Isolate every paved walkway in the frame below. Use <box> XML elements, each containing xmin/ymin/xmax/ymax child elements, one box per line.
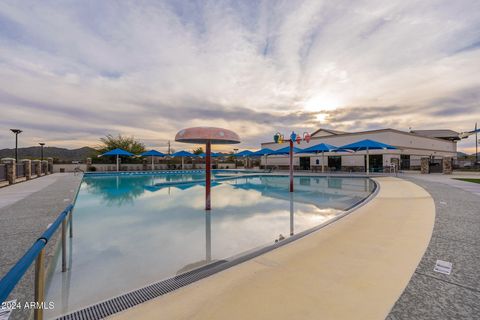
<box><xmin>110</xmin><ymin>177</ymin><xmax>435</xmax><ymax>320</ymax></box>
<box><xmin>0</xmin><ymin>173</ymin><xmax>82</xmax><ymax>320</ymax></box>
<box><xmin>388</xmin><ymin>174</ymin><xmax>480</xmax><ymax>319</ymax></box>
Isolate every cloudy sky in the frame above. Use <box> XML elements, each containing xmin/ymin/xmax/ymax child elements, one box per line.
<box><xmin>0</xmin><ymin>0</ymin><xmax>479</xmax><ymax>153</ymax></box>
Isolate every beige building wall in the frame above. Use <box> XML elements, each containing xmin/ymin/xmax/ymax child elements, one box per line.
<box><xmin>260</xmin><ymin>129</ymin><xmax>457</xmax><ymax>168</ymax></box>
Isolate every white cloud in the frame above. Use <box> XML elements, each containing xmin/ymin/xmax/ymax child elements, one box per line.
<box><xmin>0</xmin><ymin>0</ymin><xmax>479</xmax><ymax>152</ymax></box>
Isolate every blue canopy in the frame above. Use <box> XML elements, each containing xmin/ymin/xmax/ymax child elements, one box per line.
<box><xmin>271</xmin><ymin>146</ymin><xmax>303</xmax><ymax>155</ymax></box>
<box><xmin>234</xmin><ymin>150</ymin><xmax>254</xmax><ymax>157</ymax></box>
<box><xmin>171</xmin><ymin>150</ymin><xmax>195</xmax><ymax>157</ymax></box>
<box><xmin>101</xmin><ymin>148</ymin><xmax>134</xmax><ymax>157</ymax></box>
<box><xmin>298</xmin><ymin>143</ymin><xmax>337</xmax><ymax>153</ymax></box>
<box><xmin>251</xmin><ymin>148</ymin><xmax>275</xmax><ymax>156</ymax></box>
<box><xmin>199</xmin><ymin>152</ymin><xmax>226</xmax><ymax>158</ymax></box>
<box><xmin>338</xmin><ymin>139</ymin><xmax>397</xmax><ymax>151</ymax></box>
<box><xmin>140</xmin><ymin>150</ymin><xmax>165</xmax><ymax>157</ymax></box>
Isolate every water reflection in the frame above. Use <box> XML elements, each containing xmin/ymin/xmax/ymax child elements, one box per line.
<box><xmin>45</xmin><ymin>175</ymin><xmax>373</xmax><ymax>318</ymax></box>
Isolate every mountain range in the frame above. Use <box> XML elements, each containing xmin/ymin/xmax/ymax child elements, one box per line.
<box><xmin>0</xmin><ymin>146</ymin><xmax>97</xmax><ymax>161</ymax></box>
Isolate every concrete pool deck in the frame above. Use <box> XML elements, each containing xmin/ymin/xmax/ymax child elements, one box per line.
<box><xmin>0</xmin><ymin>173</ymin><xmax>82</xmax><ymax>320</ymax></box>
<box><xmin>110</xmin><ymin>177</ymin><xmax>435</xmax><ymax>320</ymax></box>
<box><xmin>387</xmin><ymin>174</ymin><xmax>480</xmax><ymax>319</ymax></box>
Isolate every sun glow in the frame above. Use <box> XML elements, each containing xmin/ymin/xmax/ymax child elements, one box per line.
<box><xmin>303</xmin><ymin>94</ymin><xmax>343</xmax><ymax>112</ymax></box>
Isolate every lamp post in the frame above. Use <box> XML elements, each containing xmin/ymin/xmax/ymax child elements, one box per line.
<box><xmin>233</xmin><ymin>148</ymin><xmax>238</xmax><ymax>169</ymax></box>
<box><xmin>39</xmin><ymin>143</ymin><xmax>45</xmax><ymax>161</ymax></box>
<box><xmin>475</xmin><ymin>122</ymin><xmax>478</xmax><ymax>165</ymax></box>
<box><xmin>10</xmin><ymin>129</ymin><xmax>22</xmax><ymax>162</ymax></box>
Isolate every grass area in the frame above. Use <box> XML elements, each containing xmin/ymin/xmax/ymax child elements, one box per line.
<box><xmin>454</xmin><ymin>178</ymin><xmax>480</xmax><ymax>184</ymax></box>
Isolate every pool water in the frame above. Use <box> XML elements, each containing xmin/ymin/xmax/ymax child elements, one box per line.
<box><xmin>45</xmin><ymin>173</ymin><xmax>374</xmax><ymax>318</ymax></box>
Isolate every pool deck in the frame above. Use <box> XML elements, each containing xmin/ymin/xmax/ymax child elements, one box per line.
<box><xmin>110</xmin><ymin>176</ymin><xmax>436</xmax><ymax>320</ymax></box>
<box><xmin>0</xmin><ymin>173</ymin><xmax>82</xmax><ymax>319</ymax></box>
<box><xmin>387</xmin><ymin>174</ymin><xmax>480</xmax><ymax>319</ymax></box>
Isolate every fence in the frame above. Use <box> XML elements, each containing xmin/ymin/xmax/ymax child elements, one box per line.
<box><xmin>0</xmin><ymin>164</ymin><xmax>6</xmax><ymax>181</ymax></box>
<box><xmin>16</xmin><ymin>163</ymin><xmax>25</xmax><ymax>177</ymax></box>
<box><xmin>0</xmin><ymin>204</ymin><xmax>73</xmax><ymax>320</ymax></box>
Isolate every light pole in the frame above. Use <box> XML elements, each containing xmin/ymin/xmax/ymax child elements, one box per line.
<box><xmin>475</xmin><ymin>122</ymin><xmax>478</xmax><ymax>165</ymax></box>
<box><xmin>233</xmin><ymin>148</ymin><xmax>238</xmax><ymax>168</ymax></box>
<box><xmin>39</xmin><ymin>143</ymin><xmax>45</xmax><ymax>161</ymax></box>
<box><xmin>10</xmin><ymin>129</ymin><xmax>22</xmax><ymax>162</ymax></box>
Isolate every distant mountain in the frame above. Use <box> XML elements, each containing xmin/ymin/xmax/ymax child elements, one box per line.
<box><xmin>457</xmin><ymin>152</ymin><xmax>468</xmax><ymax>158</ymax></box>
<box><xmin>0</xmin><ymin>146</ymin><xmax>97</xmax><ymax>161</ymax></box>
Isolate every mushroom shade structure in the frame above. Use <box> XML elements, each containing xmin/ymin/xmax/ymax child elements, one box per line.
<box><xmin>338</xmin><ymin>139</ymin><xmax>397</xmax><ymax>174</ymax></box>
<box><xmin>140</xmin><ymin>150</ymin><xmax>166</xmax><ymax>171</ymax></box>
<box><xmin>101</xmin><ymin>148</ymin><xmax>134</xmax><ymax>172</ymax></box>
<box><xmin>175</xmin><ymin>127</ymin><xmax>240</xmax><ymax>210</ymax></box>
<box><xmin>171</xmin><ymin>150</ymin><xmax>195</xmax><ymax>170</ymax></box>
<box><xmin>298</xmin><ymin>143</ymin><xmax>337</xmax><ymax>173</ymax></box>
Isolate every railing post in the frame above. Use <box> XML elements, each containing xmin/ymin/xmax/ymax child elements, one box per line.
<box><xmin>62</xmin><ymin>219</ymin><xmax>67</xmax><ymax>272</ymax></box>
<box><xmin>34</xmin><ymin>247</ymin><xmax>45</xmax><ymax>320</ymax></box>
<box><xmin>69</xmin><ymin>211</ymin><xmax>73</xmax><ymax>238</ymax></box>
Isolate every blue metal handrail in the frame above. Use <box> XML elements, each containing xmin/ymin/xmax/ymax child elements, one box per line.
<box><xmin>0</xmin><ymin>204</ymin><xmax>73</xmax><ymax>304</ymax></box>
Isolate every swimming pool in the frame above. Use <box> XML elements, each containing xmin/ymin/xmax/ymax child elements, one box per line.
<box><xmin>45</xmin><ymin>173</ymin><xmax>375</xmax><ymax>318</ymax></box>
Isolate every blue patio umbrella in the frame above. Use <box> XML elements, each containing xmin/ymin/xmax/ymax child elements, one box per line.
<box><xmin>298</xmin><ymin>143</ymin><xmax>337</xmax><ymax>173</ymax></box>
<box><xmin>171</xmin><ymin>150</ymin><xmax>195</xmax><ymax>157</ymax></box>
<box><xmin>172</xmin><ymin>150</ymin><xmax>196</xmax><ymax>169</ymax></box>
<box><xmin>234</xmin><ymin>150</ymin><xmax>254</xmax><ymax>157</ymax></box>
<box><xmin>271</xmin><ymin>146</ymin><xmax>303</xmax><ymax>155</ymax></box>
<box><xmin>197</xmin><ymin>152</ymin><xmax>223</xmax><ymax>158</ymax></box>
<box><xmin>252</xmin><ymin>148</ymin><xmax>275</xmax><ymax>171</ymax></box>
<box><xmin>101</xmin><ymin>148</ymin><xmax>134</xmax><ymax>172</ymax></box>
<box><xmin>251</xmin><ymin>148</ymin><xmax>275</xmax><ymax>156</ymax></box>
<box><xmin>233</xmin><ymin>150</ymin><xmax>254</xmax><ymax>168</ymax></box>
<box><xmin>140</xmin><ymin>150</ymin><xmax>166</xmax><ymax>171</ymax></box>
<box><xmin>338</xmin><ymin>139</ymin><xmax>396</xmax><ymax>174</ymax></box>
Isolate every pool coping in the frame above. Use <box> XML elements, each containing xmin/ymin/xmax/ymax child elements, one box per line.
<box><xmin>53</xmin><ymin>174</ymin><xmax>378</xmax><ymax>320</ymax></box>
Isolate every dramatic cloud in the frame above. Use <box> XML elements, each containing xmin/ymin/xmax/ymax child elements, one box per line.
<box><xmin>0</xmin><ymin>0</ymin><xmax>479</xmax><ymax>152</ymax></box>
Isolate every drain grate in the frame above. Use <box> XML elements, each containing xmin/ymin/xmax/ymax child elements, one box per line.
<box><xmin>56</xmin><ymin>260</ymin><xmax>227</xmax><ymax>320</ymax></box>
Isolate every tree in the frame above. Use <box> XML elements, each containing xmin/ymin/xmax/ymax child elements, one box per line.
<box><xmin>193</xmin><ymin>147</ymin><xmax>204</xmax><ymax>155</ymax></box>
<box><xmin>96</xmin><ymin>134</ymin><xmax>146</xmax><ymax>154</ymax></box>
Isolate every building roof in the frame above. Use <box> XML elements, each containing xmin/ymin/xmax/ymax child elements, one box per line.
<box><xmin>310</xmin><ymin>128</ymin><xmax>348</xmax><ymax>137</ymax></box>
<box><xmin>262</xmin><ymin>127</ymin><xmax>459</xmax><ymax>145</ymax></box>
<box><xmin>410</xmin><ymin>129</ymin><xmax>461</xmax><ymax>141</ymax></box>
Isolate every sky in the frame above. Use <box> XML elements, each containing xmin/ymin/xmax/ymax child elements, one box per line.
<box><xmin>0</xmin><ymin>0</ymin><xmax>479</xmax><ymax>153</ymax></box>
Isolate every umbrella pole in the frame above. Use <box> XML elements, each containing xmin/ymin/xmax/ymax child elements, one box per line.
<box><xmin>322</xmin><ymin>151</ymin><xmax>325</xmax><ymax>173</ymax></box>
<box><xmin>182</xmin><ymin>157</ymin><xmax>184</xmax><ymax>170</ymax></box>
<box><xmin>366</xmin><ymin>148</ymin><xmax>370</xmax><ymax>175</ymax></box>
<box><xmin>289</xmin><ymin>140</ymin><xmax>294</xmax><ymax>192</ymax></box>
<box><xmin>290</xmin><ymin>192</ymin><xmax>294</xmax><ymax>236</ymax></box>
<box><xmin>151</xmin><ymin>156</ymin><xmax>154</xmax><ymax>171</ymax></box>
<box><xmin>116</xmin><ymin>155</ymin><xmax>119</xmax><ymax>172</ymax></box>
<box><xmin>206</xmin><ymin>141</ymin><xmax>211</xmax><ymax>210</ymax></box>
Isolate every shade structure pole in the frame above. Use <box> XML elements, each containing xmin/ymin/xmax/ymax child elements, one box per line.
<box><xmin>366</xmin><ymin>148</ymin><xmax>370</xmax><ymax>175</ymax></box>
<box><xmin>322</xmin><ymin>151</ymin><xmax>325</xmax><ymax>173</ymax></box>
<box><xmin>289</xmin><ymin>139</ymin><xmax>294</xmax><ymax>192</ymax></box>
<box><xmin>181</xmin><ymin>157</ymin><xmax>184</xmax><ymax>170</ymax></box>
<box><xmin>205</xmin><ymin>211</ymin><xmax>211</xmax><ymax>262</ymax></box>
<box><xmin>116</xmin><ymin>155</ymin><xmax>119</xmax><ymax>172</ymax></box>
<box><xmin>151</xmin><ymin>156</ymin><xmax>154</xmax><ymax>171</ymax></box>
<box><xmin>205</xmin><ymin>141</ymin><xmax>211</xmax><ymax>210</ymax></box>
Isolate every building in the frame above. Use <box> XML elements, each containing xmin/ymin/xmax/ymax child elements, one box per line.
<box><xmin>260</xmin><ymin>128</ymin><xmax>459</xmax><ymax>172</ymax></box>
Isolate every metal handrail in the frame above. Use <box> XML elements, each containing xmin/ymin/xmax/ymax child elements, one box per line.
<box><xmin>0</xmin><ymin>204</ymin><xmax>74</xmax><ymax>319</ymax></box>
